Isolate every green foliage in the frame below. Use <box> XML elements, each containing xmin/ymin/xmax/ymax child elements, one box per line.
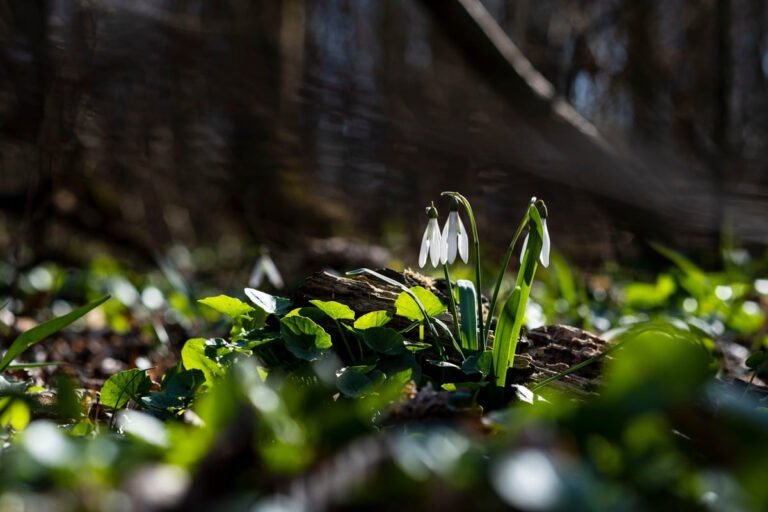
<box><xmin>244</xmin><ymin>288</ymin><xmax>293</xmax><ymax>316</ymax></box>
<box><xmin>395</xmin><ymin>286</ymin><xmax>446</xmax><ymax>321</ymax></box>
<box><xmin>362</xmin><ymin>327</ymin><xmax>405</xmax><ymax>355</ymax></box>
<box><xmin>493</xmin><ymin>204</ymin><xmax>544</xmax><ymax>387</ymax></box>
<box><xmin>279</xmin><ymin>315</ymin><xmax>333</xmax><ymax>361</ymax></box>
<box><xmin>309</xmin><ymin>299</ymin><xmax>355</xmax><ymax>321</ymax></box>
<box><xmin>198</xmin><ymin>295</ymin><xmax>254</xmax><ymax>318</ymax></box>
<box><xmin>0</xmin><ymin>295</ymin><xmax>110</xmax><ymax>373</ymax></box>
<box><xmin>100</xmin><ymin>369</ymin><xmax>152</xmax><ymax>409</ymax></box>
<box><xmin>181</xmin><ymin>338</ymin><xmax>225</xmax><ymax>385</ymax></box>
<box><xmin>456</xmin><ymin>279</ymin><xmax>478</xmax><ymax>350</ymax></box>
<box><xmin>353</xmin><ymin>310</ymin><xmax>392</xmax><ymax>329</ymax></box>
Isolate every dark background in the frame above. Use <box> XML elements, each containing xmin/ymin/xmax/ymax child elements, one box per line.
<box><xmin>2</xmin><ymin>0</ymin><xmax>767</xmax><ymax>283</ymax></box>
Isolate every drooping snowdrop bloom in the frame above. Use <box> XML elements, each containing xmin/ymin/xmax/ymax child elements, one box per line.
<box><xmin>520</xmin><ymin>217</ymin><xmax>551</xmax><ymax>268</ymax></box>
<box><xmin>441</xmin><ymin>198</ymin><xmax>469</xmax><ymax>265</ymax></box>
<box><xmin>418</xmin><ymin>204</ymin><xmax>442</xmax><ymax>268</ymax></box>
<box><xmin>249</xmin><ymin>248</ymin><xmax>284</xmax><ymax>289</ymax></box>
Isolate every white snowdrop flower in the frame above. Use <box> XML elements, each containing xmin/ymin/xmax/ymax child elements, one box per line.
<box><xmin>441</xmin><ymin>199</ymin><xmax>469</xmax><ymax>265</ymax></box>
<box><xmin>419</xmin><ymin>204</ymin><xmax>442</xmax><ymax>268</ymax></box>
<box><xmin>520</xmin><ymin>209</ymin><xmax>551</xmax><ymax>268</ymax></box>
<box><xmin>249</xmin><ymin>248</ymin><xmax>284</xmax><ymax>289</ymax></box>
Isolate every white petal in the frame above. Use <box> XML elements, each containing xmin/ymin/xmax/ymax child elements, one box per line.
<box><xmin>418</xmin><ymin>224</ymin><xmax>431</xmax><ymax>268</ymax></box>
<box><xmin>540</xmin><ymin>220</ymin><xmax>551</xmax><ymax>268</ymax></box>
<box><xmin>447</xmin><ymin>212</ymin><xmax>458</xmax><ymax>264</ymax></box>
<box><xmin>249</xmin><ymin>262</ymin><xmax>264</xmax><ymax>288</ymax></box>
<box><xmin>429</xmin><ymin>219</ymin><xmax>442</xmax><ymax>267</ymax></box>
<box><xmin>262</xmin><ymin>255</ymin><xmax>285</xmax><ymax>289</ymax></box>
<box><xmin>520</xmin><ymin>233</ymin><xmax>529</xmax><ymax>265</ymax></box>
<box><xmin>440</xmin><ymin>219</ymin><xmax>450</xmax><ymax>264</ymax></box>
<box><xmin>457</xmin><ymin>217</ymin><xmax>469</xmax><ymax>263</ymax></box>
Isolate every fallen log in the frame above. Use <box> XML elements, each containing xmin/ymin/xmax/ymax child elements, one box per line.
<box><xmin>294</xmin><ymin>269</ymin><xmax>608</xmax><ymax>396</ymax></box>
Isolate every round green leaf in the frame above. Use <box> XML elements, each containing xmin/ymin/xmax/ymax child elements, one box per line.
<box><xmin>362</xmin><ymin>327</ymin><xmax>405</xmax><ymax>355</ymax></box>
<box><xmin>100</xmin><ymin>369</ymin><xmax>152</xmax><ymax>409</ymax></box>
<box><xmin>336</xmin><ymin>367</ymin><xmax>385</xmax><ymax>398</ymax></box>
<box><xmin>280</xmin><ymin>316</ymin><xmax>333</xmax><ymax>361</ymax></box>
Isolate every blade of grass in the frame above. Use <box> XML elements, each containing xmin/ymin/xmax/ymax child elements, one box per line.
<box><xmin>0</xmin><ymin>295</ymin><xmax>110</xmax><ymax>373</ymax></box>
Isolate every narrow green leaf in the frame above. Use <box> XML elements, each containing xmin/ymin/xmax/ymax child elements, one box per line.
<box><xmin>100</xmin><ymin>369</ymin><xmax>152</xmax><ymax>409</ymax></box>
<box><xmin>198</xmin><ymin>295</ymin><xmax>254</xmax><ymax>318</ymax></box>
<box><xmin>354</xmin><ymin>311</ymin><xmax>392</xmax><ymax>330</ymax></box>
<box><xmin>0</xmin><ymin>295</ymin><xmax>110</xmax><ymax>372</ymax></box>
<box><xmin>309</xmin><ymin>299</ymin><xmax>355</xmax><ymax>321</ymax></box>
<box><xmin>394</xmin><ymin>287</ymin><xmax>446</xmax><ymax>321</ymax></box>
<box><xmin>457</xmin><ymin>279</ymin><xmax>478</xmax><ymax>351</ymax></box>
<box><xmin>493</xmin><ymin>205</ymin><xmax>544</xmax><ymax>387</ymax></box>
<box><xmin>279</xmin><ymin>316</ymin><xmax>332</xmax><ymax>361</ymax></box>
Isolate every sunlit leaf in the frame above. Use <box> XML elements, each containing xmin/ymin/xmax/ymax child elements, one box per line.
<box><xmin>181</xmin><ymin>338</ymin><xmax>225</xmax><ymax>385</ymax></box>
<box><xmin>280</xmin><ymin>316</ymin><xmax>332</xmax><ymax>361</ymax></box>
<box><xmin>198</xmin><ymin>295</ymin><xmax>254</xmax><ymax>318</ymax></box>
<box><xmin>624</xmin><ymin>274</ymin><xmax>676</xmax><ymax>309</ymax></box>
<box><xmin>244</xmin><ymin>288</ymin><xmax>293</xmax><ymax>316</ymax></box>
<box><xmin>395</xmin><ymin>286</ymin><xmax>446</xmax><ymax>321</ymax></box>
<box><xmin>100</xmin><ymin>369</ymin><xmax>152</xmax><ymax>409</ymax></box>
<box><xmin>309</xmin><ymin>299</ymin><xmax>355</xmax><ymax>321</ymax></box>
<box><xmin>0</xmin><ymin>397</ymin><xmax>30</xmax><ymax>431</ymax></box>
<box><xmin>354</xmin><ymin>311</ymin><xmax>392</xmax><ymax>330</ymax></box>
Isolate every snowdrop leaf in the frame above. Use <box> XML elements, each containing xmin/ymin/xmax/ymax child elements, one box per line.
<box><xmin>457</xmin><ymin>279</ymin><xmax>478</xmax><ymax>351</ymax></box>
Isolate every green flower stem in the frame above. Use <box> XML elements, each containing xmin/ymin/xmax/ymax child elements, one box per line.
<box><xmin>484</xmin><ymin>213</ymin><xmax>530</xmax><ymax>346</ymax></box>
<box><xmin>442</xmin><ymin>264</ymin><xmax>462</xmax><ymax>349</ymax></box>
<box><xmin>334</xmin><ymin>319</ymin><xmax>361</xmax><ymax>362</ymax></box>
<box><xmin>441</xmin><ymin>192</ymin><xmax>484</xmax><ymax>349</ymax></box>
